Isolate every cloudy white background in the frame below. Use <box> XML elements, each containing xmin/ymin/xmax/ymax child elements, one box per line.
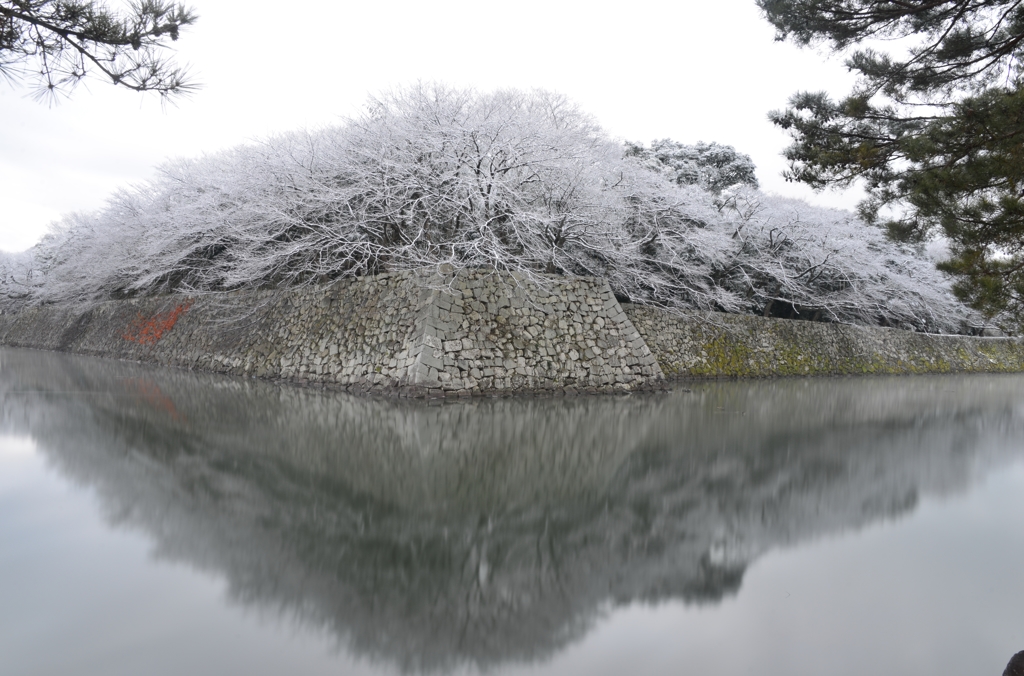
<box><xmin>0</xmin><ymin>0</ymin><xmax>861</xmax><ymax>253</ymax></box>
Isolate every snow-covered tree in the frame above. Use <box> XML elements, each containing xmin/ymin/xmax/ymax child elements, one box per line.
<box><xmin>11</xmin><ymin>85</ymin><xmax>738</xmax><ymax>310</ymax></box>
<box><xmin>0</xmin><ymin>249</ymin><xmax>35</xmax><ymax>311</ymax></box>
<box><xmin>1</xmin><ymin>85</ymin><xmax>982</xmax><ymax>334</ymax></box>
<box><xmin>711</xmin><ymin>189</ymin><xmax>974</xmax><ymax>331</ymax></box>
<box><xmin>626</xmin><ymin>140</ymin><xmax>759</xmax><ymax>194</ymax></box>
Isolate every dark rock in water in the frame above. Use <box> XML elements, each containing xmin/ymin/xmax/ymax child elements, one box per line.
<box><xmin>1004</xmin><ymin>651</ymin><xmax>1024</xmax><ymax>676</ymax></box>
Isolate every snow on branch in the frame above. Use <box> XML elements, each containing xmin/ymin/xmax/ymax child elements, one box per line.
<box><xmin>3</xmin><ymin>84</ymin><xmax>982</xmax><ymax>334</ymax></box>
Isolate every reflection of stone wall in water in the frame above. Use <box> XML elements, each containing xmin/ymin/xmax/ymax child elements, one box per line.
<box><xmin>0</xmin><ymin>349</ymin><xmax>653</xmax><ymax>513</ymax></box>
<box><xmin>2</xmin><ymin>348</ymin><xmax>1023</xmax><ymax>672</ymax></box>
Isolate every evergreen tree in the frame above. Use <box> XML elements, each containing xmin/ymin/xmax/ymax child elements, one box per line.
<box><xmin>0</xmin><ymin>0</ymin><xmax>197</xmax><ymax>100</ymax></box>
<box><xmin>625</xmin><ymin>139</ymin><xmax>759</xmax><ymax>194</ymax></box>
<box><xmin>760</xmin><ymin>0</ymin><xmax>1024</xmax><ymax>329</ymax></box>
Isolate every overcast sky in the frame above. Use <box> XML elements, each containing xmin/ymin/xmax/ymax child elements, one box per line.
<box><xmin>0</xmin><ymin>0</ymin><xmax>862</xmax><ymax>253</ymax></box>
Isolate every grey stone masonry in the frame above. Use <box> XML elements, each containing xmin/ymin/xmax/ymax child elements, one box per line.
<box><xmin>0</xmin><ymin>270</ymin><xmax>664</xmax><ymax>397</ymax></box>
<box><xmin>624</xmin><ymin>305</ymin><xmax>1024</xmax><ymax>378</ymax></box>
<box><xmin>405</xmin><ymin>270</ymin><xmax>663</xmax><ymax>395</ymax></box>
<box><xmin>3</xmin><ymin>270</ymin><xmax>1023</xmax><ymax>395</ymax></box>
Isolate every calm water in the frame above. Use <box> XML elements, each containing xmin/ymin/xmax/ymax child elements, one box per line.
<box><xmin>1</xmin><ymin>347</ymin><xmax>1023</xmax><ymax>676</ymax></box>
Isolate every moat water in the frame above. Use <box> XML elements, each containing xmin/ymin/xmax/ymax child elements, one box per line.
<box><xmin>1</xmin><ymin>347</ymin><xmax>1023</xmax><ymax>676</ymax></box>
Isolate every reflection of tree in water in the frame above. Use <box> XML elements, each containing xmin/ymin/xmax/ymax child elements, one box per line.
<box><xmin>1</xmin><ymin>349</ymin><xmax>1023</xmax><ymax>673</ymax></box>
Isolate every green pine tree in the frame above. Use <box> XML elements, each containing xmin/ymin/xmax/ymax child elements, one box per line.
<box><xmin>1</xmin><ymin>0</ymin><xmax>197</xmax><ymax>100</ymax></box>
<box><xmin>760</xmin><ymin>0</ymin><xmax>1024</xmax><ymax>330</ymax></box>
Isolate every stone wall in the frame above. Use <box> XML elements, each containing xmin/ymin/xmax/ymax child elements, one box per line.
<box><xmin>625</xmin><ymin>305</ymin><xmax>1024</xmax><ymax>378</ymax></box>
<box><xmin>2</xmin><ymin>270</ymin><xmax>1023</xmax><ymax>395</ymax></box>
<box><xmin>0</xmin><ymin>270</ymin><xmax>663</xmax><ymax>397</ymax></box>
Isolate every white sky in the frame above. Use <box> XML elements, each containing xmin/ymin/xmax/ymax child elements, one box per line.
<box><xmin>0</xmin><ymin>0</ymin><xmax>862</xmax><ymax>253</ymax></box>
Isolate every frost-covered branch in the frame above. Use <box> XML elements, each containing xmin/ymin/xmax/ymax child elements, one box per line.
<box><xmin>2</xmin><ymin>85</ymin><xmax>985</xmax><ymax>334</ymax></box>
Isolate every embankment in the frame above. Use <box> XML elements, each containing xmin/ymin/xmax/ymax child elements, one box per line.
<box><xmin>1</xmin><ymin>270</ymin><xmax>1021</xmax><ymax>395</ymax></box>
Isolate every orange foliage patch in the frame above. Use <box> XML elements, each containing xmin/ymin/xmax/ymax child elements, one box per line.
<box><xmin>122</xmin><ymin>300</ymin><xmax>194</xmax><ymax>346</ymax></box>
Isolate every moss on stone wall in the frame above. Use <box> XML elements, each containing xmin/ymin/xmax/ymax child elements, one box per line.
<box><xmin>624</xmin><ymin>305</ymin><xmax>1024</xmax><ymax>379</ymax></box>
